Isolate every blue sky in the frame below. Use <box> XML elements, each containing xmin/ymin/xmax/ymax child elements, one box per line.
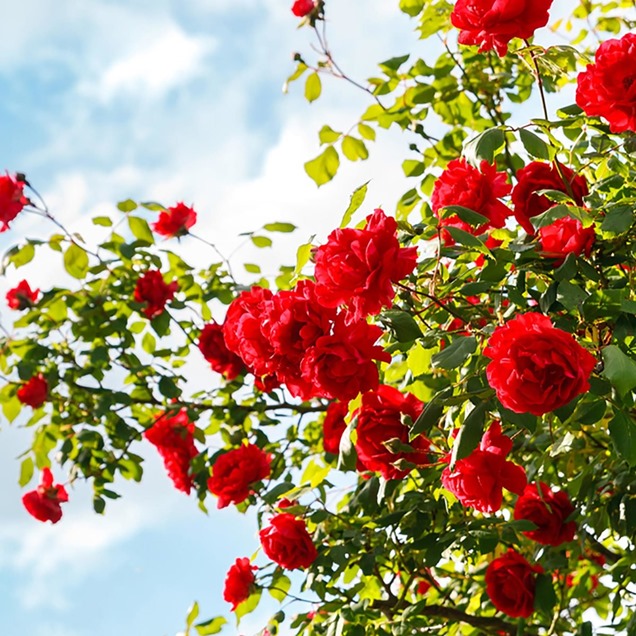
<box><xmin>0</xmin><ymin>2</ymin><xmax>418</xmax><ymax>635</ymax></box>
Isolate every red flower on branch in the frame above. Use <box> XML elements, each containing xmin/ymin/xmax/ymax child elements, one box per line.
<box><xmin>291</xmin><ymin>0</ymin><xmax>315</xmax><ymax>17</ymax></box>
<box><xmin>198</xmin><ymin>322</ymin><xmax>246</xmax><ymax>380</ymax></box>
<box><xmin>576</xmin><ymin>33</ymin><xmax>636</xmax><ymax>133</ymax></box>
<box><xmin>144</xmin><ymin>409</ymin><xmax>198</xmax><ymax>494</ymax></box>
<box><xmin>485</xmin><ymin>549</ymin><xmax>542</xmax><ymax>618</ymax></box>
<box><xmin>134</xmin><ymin>270</ymin><xmax>178</xmax><ymax>319</ymax></box>
<box><xmin>259</xmin><ymin>513</ymin><xmax>318</xmax><ymax>570</ymax></box>
<box><xmin>223</xmin><ymin>557</ymin><xmax>257</xmax><ymax>610</ymax></box>
<box><xmin>6</xmin><ymin>279</ymin><xmax>39</xmax><ymax>310</ymax></box>
<box><xmin>514</xmin><ymin>482</ymin><xmax>576</xmax><ymax>546</ymax></box>
<box><xmin>152</xmin><ymin>202</ymin><xmax>197</xmax><ymax>238</ymax></box>
<box><xmin>314</xmin><ymin>208</ymin><xmax>417</xmax><ymax>322</ymax></box>
<box><xmin>208</xmin><ymin>443</ymin><xmax>271</xmax><ymax>509</ymax></box>
<box><xmin>441</xmin><ymin>421</ymin><xmax>527</xmax><ymax>512</ymax></box>
<box><xmin>538</xmin><ymin>216</ymin><xmax>595</xmax><ymax>265</ymax></box>
<box><xmin>484</xmin><ymin>312</ymin><xmax>596</xmax><ymax>415</ymax></box>
<box><xmin>22</xmin><ymin>468</ymin><xmax>68</xmax><ymax>524</ymax></box>
<box><xmin>17</xmin><ymin>374</ymin><xmax>49</xmax><ymax>408</ymax></box>
<box><xmin>451</xmin><ymin>0</ymin><xmax>553</xmax><ymax>57</ymax></box>
<box><xmin>0</xmin><ymin>172</ymin><xmax>29</xmax><ymax>232</ymax></box>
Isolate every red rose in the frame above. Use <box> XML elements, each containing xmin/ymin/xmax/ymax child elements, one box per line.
<box><xmin>291</xmin><ymin>0</ymin><xmax>315</xmax><ymax>17</ymax></box>
<box><xmin>144</xmin><ymin>409</ymin><xmax>198</xmax><ymax>494</ymax></box>
<box><xmin>259</xmin><ymin>513</ymin><xmax>318</xmax><ymax>570</ymax></box>
<box><xmin>133</xmin><ymin>270</ymin><xmax>178</xmax><ymax>319</ymax></box>
<box><xmin>514</xmin><ymin>482</ymin><xmax>576</xmax><ymax>546</ymax></box>
<box><xmin>223</xmin><ymin>286</ymin><xmax>277</xmax><ymax>381</ymax></box>
<box><xmin>511</xmin><ymin>161</ymin><xmax>588</xmax><ymax>235</ymax></box>
<box><xmin>0</xmin><ymin>172</ymin><xmax>29</xmax><ymax>232</ymax></box>
<box><xmin>300</xmin><ymin>319</ymin><xmax>391</xmax><ymax>401</ymax></box>
<box><xmin>484</xmin><ymin>313</ymin><xmax>597</xmax><ymax>415</ymax></box>
<box><xmin>538</xmin><ymin>216</ymin><xmax>595</xmax><ymax>266</ymax></box>
<box><xmin>485</xmin><ymin>549</ymin><xmax>542</xmax><ymax>618</ymax></box>
<box><xmin>576</xmin><ymin>33</ymin><xmax>636</xmax><ymax>133</ymax></box>
<box><xmin>355</xmin><ymin>385</ymin><xmax>430</xmax><ymax>480</ymax></box>
<box><xmin>17</xmin><ymin>374</ymin><xmax>48</xmax><ymax>408</ymax></box>
<box><xmin>223</xmin><ymin>557</ymin><xmax>257</xmax><ymax>610</ymax></box>
<box><xmin>314</xmin><ymin>209</ymin><xmax>418</xmax><ymax>322</ymax></box>
<box><xmin>152</xmin><ymin>202</ymin><xmax>197</xmax><ymax>238</ymax></box>
<box><xmin>431</xmin><ymin>159</ymin><xmax>511</xmax><ymax>244</ymax></box>
<box><xmin>208</xmin><ymin>443</ymin><xmax>271</xmax><ymax>509</ymax></box>
<box><xmin>6</xmin><ymin>279</ymin><xmax>39</xmax><ymax>310</ymax></box>
<box><xmin>198</xmin><ymin>322</ymin><xmax>246</xmax><ymax>380</ymax></box>
<box><xmin>322</xmin><ymin>401</ymin><xmax>349</xmax><ymax>455</ymax></box>
<box><xmin>451</xmin><ymin>0</ymin><xmax>553</xmax><ymax>57</ymax></box>
<box><xmin>441</xmin><ymin>421</ymin><xmax>527</xmax><ymax>512</ymax></box>
<box><xmin>22</xmin><ymin>468</ymin><xmax>68</xmax><ymax>524</ymax></box>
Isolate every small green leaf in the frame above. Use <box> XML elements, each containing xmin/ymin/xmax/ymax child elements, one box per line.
<box><xmin>608</xmin><ymin>411</ymin><xmax>636</xmax><ymax>466</ymax></box>
<box><xmin>269</xmin><ymin>573</ymin><xmax>291</xmax><ymax>602</ymax></box>
<box><xmin>534</xmin><ymin>573</ymin><xmax>557</xmax><ymax>615</ymax></box>
<box><xmin>117</xmin><ymin>199</ymin><xmax>138</xmax><ymax>212</ymax></box>
<box><xmin>158</xmin><ymin>376</ymin><xmax>181</xmax><ymax>399</ymax></box>
<box><xmin>319</xmin><ymin>125</ymin><xmax>342</xmax><ymax>144</ymax></box>
<box><xmin>602</xmin><ymin>345</ymin><xmax>636</xmax><ymax>397</ymax></box>
<box><xmin>341</xmin><ymin>136</ymin><xmax>369</xmax><ymax>161</ymax></box>
<box><xmin>305</xmin><ymin>72</ymin><xmax>322</xmax><ymax>103</ymax></box>
<box><xmin>441</xmin><ymin>205</ymin><xmax>489</xmax><ymax>227</ymax></box>
<box><xmin>141</xmin><ymin>332</ymin><xmax>156</xmax><ymax>354</ymax></box>
<box><xmin>251</xmin><ymin>235</ymin><xmax>273</xmax><ymax>248</ymax></box>
<box><xmin>519</xmin><ymin>128</ymin><xmax>551</xmax><ymax>160</ymax></box>
<box><xmin>357</xmin><ymin>123</ymin><xmax>376</xmax><ymax>141</ymax></box>
<box><xmin>450</xmin><ymin>402</ymin><xmax>488</xmax><ymax>466</ymax></box>
<box><xmin>263</xmin><ymin>222</ymin><xmax>296</xmax><ymax>233</ymax></box>
<box><xmin>380</xmin><ymin>310</ymin><xmax>422</xmax><ymax>342</ymax></box>
<box><xmin>338</xmin><ymin>417</ymin><xmax>358</xmax><ymax>471</ymax></box>
<box><xmin>10</xmin><ymin>243</ymin><xmax>35</xmax><ymax>268</ymax></box>
<box><xmin>244</xmin><ymin>263</ymin><xmax>261</xmax><ymax>274</ymax></box>
<box><xmin>464</xmin><ymin>128</ymin><xmax>505</xmax><ymax>165</ymax></box>
<box><xmin>128</xmin><ymin>216</ymin><xmax>155</xmax><ymax>243</ymax></box>
<box><xmin>293</xmin><ymin>237</ymin><xmax>315</xmax><ymax>279</ymax></box>
<box><xmin>186</xmin><ymin>601</ymin><xmax>200</xmax><ymax>628</ymax></box>
<box><xmin>92</xmin><ymin>216</ymin><xmax>113</xmax><ymax>227</ymax></box>
<box><xmin>445</xmin><ymin>227</ymin><xmax>491</xmax><ymax>253</ymax></box>
<box><xmin>19</xmin><ymin>456</ymin><xmax>34</xmax><ymax>487</ymax></box>
<box><xmin>63</xmin><ymin>244</ymin><xmax>89</xmax><ymax>279</ymax></box>
<box><xmin>235</xmin><ymin>589</ymin><xmax>261</xmax><ymax>622</ymax></box>
<box><xmin>305</xmin><ymin>146</ymin><xmax>340</xmax><ymax>187</ymax></box>
<box><xmin>195</xmin><ymin>617</ymin><xmax>227</xmax><ymax>635</ymax></box>
<box><xmin>431</xmin><ymin>336</ymin><xmax>477</xmax><ymax>370</ymax></box>
<box><xmin>340</xmin><ymin>182</ymin><xmax>369</xmax><ymax>227</ymax></box>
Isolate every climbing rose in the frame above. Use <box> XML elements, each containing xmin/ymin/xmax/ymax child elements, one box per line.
<box><xmin>355</xmin><ymin>385</ymin><xmax>430</xmax><ymax>480</ymax></box>
<box><xmin>539</xmin><ymin>216</ymin><xmax>595</xmax><ymax>265</ymax></box>
<box><xmin>512</xmin><ymin>161</ymin><xmax>588</xmax><ymax>235</ymax></box>
<box><xmin>514</xmin><ymin>482</ymin><xmax>577</xmax><ymax>546</ymax></box>
<box><xmin>259</xmin><ymin>513</ymin><xmax>318</xmax><ymax>570</ymax></box>
<box><xmin>223</xmin><ymin>557</ymin><xmax>257</xmax><ymax>610</ymax></box>
<box><xmin>431</xmin><ymin>159</ymin><xmax>511</xmax><ymax>243</ymax></box>
<box><xmin>484</xmin><ymin>313</ymin><xmax>597</xmax><ymax>415</ymax></box>
<box><xmin>450</xmin><ymin>0</ymin><xmax>553</xmax><ymax>57</ymax></box>
<box><xmin>322</xmin><ymin>401</ymin><xmax>349</xmax><ymax>455</ymax></box>
<box><xmin>486</xmin><ymin>549</ymin><xmax>542</xmax><ymax>619</ymax></box>
<box><xmin>17</xmin><ymin>374</ymin><xmax>48</xmax><ymax>408</ymax></box>
<box><xmin>0</xmin><ymin>172</ymin><xmax>29</xmax><ymax>232</ymax></box>
<box><xmin>441</xmin><ymin>421</ymin><xmax>527</xmax><ymax>512</ymax></box>
<box><xmin>300</xmin><ymin>319</ymin><xmax>391</xmax><ymax>401</ymax></box>
<box><xmin>144</xmin><ymin>409</ymin><xmax>198</xmax><ymax>494</ymax></box>
<box><xmin>208</xmin><ymin>443</ymin><xmax>271</xmax><ymax>509</ymax></box>
<box><xmin>576</xmin><ymin>33</ymin><xmax>636</xmax><ymax>133</ymax></box>
<box><xmin>22</xmin><ymin>468</ymin><xmax>68</xmax><ymax>524</ymax></box>
<box><xmin>314</xmin><ymin>208</ymin><xmax>417</xmax><ymax>322</ymax></box>
<box><xmin>198</xmin><ymin>322</ymin><xmax>246</xmax><ymax>380</ymax></box>
<box><xmin>291</xmin><ymin>0</ymin><xmax>315</xmax><ymax>16</ymax></box>
<box><xmin>152</xmin><ymin>202</ymin><xmax>197</xmax><ymax>237</ymax></box>
<box><xmin>6</xmin><ymin>279</ymin><xmax>39</xmax><ymax>310</ymax></box>
<box><xmin>133</xmin><ymin>270</ymin><xmax>178</xmax><ymax>319</ymax></box>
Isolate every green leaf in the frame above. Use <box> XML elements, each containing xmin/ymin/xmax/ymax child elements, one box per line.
<box><xmin>263</xmin><ymin>222</ymin><xmax>296</xmax><ymax>233</ymax></box>
<box><xmin>244</xmin><ymin>263</ymin><xmax>261</xmax><ymax>274</ymax></box>
<box><xmin>450</xmin><ymin>402</ymin><xmax>488</xmax><ymax>466</ymax></box>
<box><xmin>608</xmin><ymin>411</ymin><xmax>636</xmax><ymax>466</ymax></box>
<box><xmin>292</xmin><ymin>236</ymin><xmax>315</xmax><ymax>280</ymax></box>
<box><xmin>235</xmin><ymin>589</ymin><xmax>261</xmax><ymax>622</ymax></box>
<box><xmin>141</xmin><ymin>332</ymin><xmax>156</xmax><ymax>354</ymax></box>
<box><xmin>158</xmin><ymin>376</ymin><xmax>181</xmax><ymax>399</ymax></box>
<box><xmin>340</xmin><ymin>182</ymin><xmax>369</xmax><ymax>227</ymax></box>
<box><xmin>10</xmin><ymin>243</ymin><xmax>35</xmax><ymax>268</ymax></box>
<box><xmin>304</xmin><ymin>72</ymin><xmax>322</xmax><ymax>103</ymax></box>
<box><xmin>117</xmin><ymin>199</ymin><xmax>138</xmax><ymax>212</ymax></box>
<box><xmin>128</xmin><ymin>216</ymin><xmax>155</xmax><ymax>243</ymax></box>
<box><xmin>431</xmin><ymin>336</ymin><xmax>477</xmax><ymax>370</ymax></box>
<box><xmin>534</xmin><ymin>573</ymin><xmax>557</xmax><ymax>615</ymax></box>
<box><xmin>380</xmin><ymin>310</ymin><xmax>422</xmax><ymax>342</ymax></box>
<box><xmin>519</xmin><ymin>128</ymin><xmax>551</xmax><ymax>160</ymax></box>
<box><xmin>251</xmin><ymin>235</ymin><xmax>273</xmax><ymax>248</ymax></box>
<box><xmin>445</xmin><ymin>227</ymin><xmax>491</xmax><ymax>253</ymax></box>
<box><xmin>2</xmin><ymin>396</ymin><xmax>21</xmax><ymax>423</ymax></box>
<box><xmin>63</xmin><ymin>243</ymin><xmax>89</xmax><ymax>279</ymax></box>
<box><xmin>602</xmin><ymin>345</ymin><xmax>636</xmax><ymax>397</ymax></box>
<box><xmin>305</xmin><ymin>146</ymin><xmax>340</xmax><ymax>187</ymax></box>
<box><xmin>379</xmin><ymin>54</ymin><xmax>410</xmax><ymax>72</ymax></box>
<box><xmin>357</xmin><ymin>123</ymin><xmax>376</xmax><ymax>141</ymax></box>
<box><xmin>195</xmin><ymin>617</ymin><xmax>227</xmax><ymax>635</ymax></box>
<box><xmin>319</xmin><ymin>125</ymin><xmax>342</xmax><ymax>144</ymax></box>
<box><xmin>269</xmin><ymin>573</ymin><xmax>291</xmax><ymax>601</ymax></box>
<box><xmin>601</xmin><ymin>206</ymin><xmax>633</xmax><ymax>235</ymax></box>
<box><xmin>186</xmin><ymin>601</ymin><xmax>200</xmax><ymax>628</ymax></box>
<box><xmin>441</xmin><ymin>205</ymin><xmax>489</xmax><ymax>227</ymax></box>
<box><xmin>464</xmin><ymin>128</ymin><xmax>505</xmax><ymax>165</ymax></box>
<box><xmin>338</xmin><ymin>417</ymin><xmax>358</xmax><ymax>471</ymax></box>
<box><xmin>399</xmin><ymin>0</ymin><xmax>424</xmax><ymax>17</ymax></box>
<box><xmin>410</xmin><ymin>390</ymin><xmax>451</xmax><ymax>437</ymax></box>
<box><xmin>19</xmin><ymin>456</ymin><xmax>34</xmax><ymax>487</ymax></box>
<box><xmin>92</xmin><ymin>216</ymin><xmax>113</xmax><ymax>227</ymax></box>
<box><xmin>341</xmin><ymin>136</ymin><xmax>369</xmax><ymax>162</ymax></box>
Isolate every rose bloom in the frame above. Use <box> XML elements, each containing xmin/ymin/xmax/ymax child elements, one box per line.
<box><xmin>514</xmin><ymin>482</ymin><xmax>576</xmax><ymax>546</ymax></box>
<box><xmin>512</xmin><ymin>161</ymin><xmax>589</xmax><ymax>235</ymax></box>
<box><xmin>259</xmin><ymin>513</ymin><xmax>318</xmax><ymax>570</ymax></box>
<box><xmin>133</xmin><ymin>270</ymin><xmax>178</xmax><ymax>319</ymax></box>
<box><xmin>314</xmin><ymin>208</ymin><xmax>418</xmax><ymax>322</ymax></box>
<box><xmin>291</xmin><ymin>0</ymin><xmax>315</xmax><ymax>17</ymax></box>
<box><xmin>6</xmin><ymin>279</ymin><xmax>39</xmax><ymax>310</ymax></box>
<box><xmin>484</xmin><ymin>313</ymin><xmax>597</xmax><ymax>416</ymax></box>
<box><xmin>152</xmin><ymin>202</ymin><xmax>197</xmax><ymax>238</ymax></box>
<box><xmin>441</xmin><ymin>421</ymin><xmax>527</xmax><ymax>512</ymax></box>
<box><xmin>322</xmin><ymin>400</ymin><xmax>349</xmax><ymax>455</ymax></box>
<box><xmin>198</xmin><ymin>322</ymin><xmax>246</xmax><ymax>380</ymax></box>
<box><xmin>576</xmin><ymin>33</ymin><xmax>636</xmax><ymax>133</ymax></box>
<box><xmin>22</xmin><ymin>468</ymin><xmax>68</xmax><ymax>524</ymax></box>
<box><xmin>208</xmin><ymin>443</ymin><xmax>271</xmax><ymax>509</ymax></box>
<box><xmin>451</xmin><ymin>0</ymin><xmax>554</xmax><ymax>57</ymax></box>
<box><xmin>0</xmin><ymin>172</ymin><xmax>29</xmax><ymax>232</ymax></box>
<box><xmin>223</xmin><ymin>557</ymin><xmax>257</xmax><ymax>610</ymax></box>
<box><xmin>17</xmin><ymin>374</ymin><xmax>48</xmax><ymax>408</ymax></box>
<box><xmin>485</xmin><ymin>549</ymin><xmax>542</xmax><ymax>619</ymax></box>
<box><xmin>300</xmin><ymin>319</ymin><xmax>391</xmax><ymax>402</ymax></box>
<box><xmin>538</xmin><ymin>216</ymin><xmax>595</xmax><ymax>266</ymax></box>
<box><xmin>144</xmin><ymin>409</ymin><xmax>198</xmax><ymax>494</ymax></box>
<box><xmin>431</xmin><ymin>159</ymin><xmax>511</xmax><ymax>244</ymax></box>
<box><xmin>355</xmin><ymin>385</ymin><xmax>431</xmax><ymax>480</ymax></box>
